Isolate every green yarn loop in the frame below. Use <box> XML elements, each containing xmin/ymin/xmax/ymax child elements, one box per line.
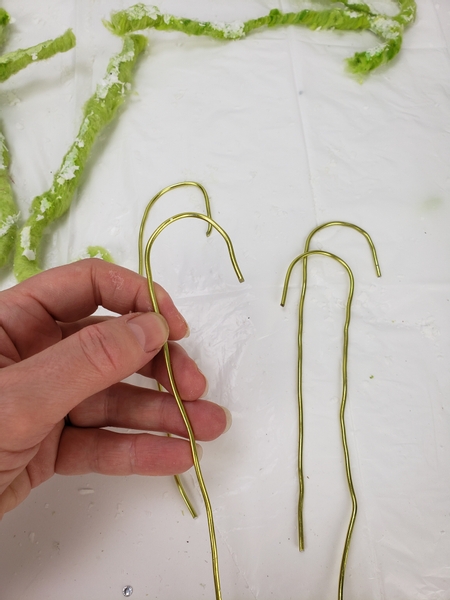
<box><xmin>0</xmin><ymin>29</ymin><xmax>76</xmax><ymax>82</ymax></box>
<box><xmin>14</xmin><ymin>34</ymin><xmax>147</xmax><ymax>282</ymax></box>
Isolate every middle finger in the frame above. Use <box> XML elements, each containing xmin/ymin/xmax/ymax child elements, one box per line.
<box><xmin>68</xmin><ymin>382</ymin><xmax>229</xmax><ymax>442</ymax></box>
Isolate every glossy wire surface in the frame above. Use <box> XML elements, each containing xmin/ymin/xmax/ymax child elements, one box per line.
<box><xmin>143</xmin><ymin>212</ymin><xmax>244</xmax><ymax>600</ymax></box>
<box><xmin>281</xmin><ymin>223</ymin><xmax>381</xmax><ymax>600</ymax></box>
<box><xmin>138</xmin><ymin>182</ymin><xmax>213</xmax><ymax>518</ymax></box>
<box><xmin>295</xmin><ymin>222</ymin><xmax>380</xmax><ymax>550</ymax></box>
<box><xmin>138</xmin><ymin>181</ymin><xmax>212</xmax><ymax>275</ymax></box>
<box><xmin>281</xmin><ymin>250</ymin><xmax>355</xmax><ymax>599</ymax></box>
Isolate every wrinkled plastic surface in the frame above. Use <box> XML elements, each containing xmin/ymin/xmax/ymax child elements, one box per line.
<box><xmin>0</xmin><ymin>1</ymin><xmax>449</xmax><ymax>599</ymax></box>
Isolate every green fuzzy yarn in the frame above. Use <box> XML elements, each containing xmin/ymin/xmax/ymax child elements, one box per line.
<box><xmin>106</xmin><ymin>1</ymin><xmax>416</xmax><ymax>75</ymax></box>
<box><xmin>85</xmin><ymin>246</ymin><xmax>114</xmax><ymax>262</ymax></box>
<box><xmin>0</xmin><ymin>14</ymin><xmax>77</xmax><ymax>270</ymax></box>
<box><xmin>0</xmin><ymin>9</ymin><xmax>10</xmax><ymax>47</ymax></box>
<box><xmin>14</xmin><ymin>34</ymin><xmax>147</xmax><ymax>282</ymax></box>
<box><xmin>0</xmin><ymin>29</ymin><xmax>76</xmax><ymax>82</ymax></box>
<box><xmin>0</xmin><ymin>128</ymin><xmax>19</xmax><ymax>267</ymax></box>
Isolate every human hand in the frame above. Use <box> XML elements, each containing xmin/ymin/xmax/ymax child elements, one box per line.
<box><xmin>0</xmin><ymin>259</ymin><xmax>230</xmax><ymax>519</ymax></box>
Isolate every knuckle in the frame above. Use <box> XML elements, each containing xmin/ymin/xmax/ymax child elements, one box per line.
<box><xmin>77</xmin><ymin>324</ymin><xmax>122</xmax><ymax>376</ymax></box>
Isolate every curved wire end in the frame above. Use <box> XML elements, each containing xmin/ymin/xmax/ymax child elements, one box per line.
<box><xmin>305</xmin><ymin>221</ymin><xmax>382</xmax><ymax>279</ymax></box>
<box><xmin>144</xmin><ymin>212</ymin><xmax>244</xmax><ymax>296</ymax></box>
<box><xmin>374</xmin><ymin>259</ymin><xmax>382</xmax><ymax>278</ymax></box>
<box><xmin>138</xmin><ymin>181</ymin><xmax>213</xmax><ymax>275</ymax></box>
<box><xmin>280</xmin><ymin>254</ymin><xmax>302</xmax><ymax>307</ymax></box>
<box><xmin>173</xmin><ymin>474</ymin><xmax>198</xmax><ymax>519</ymax></box>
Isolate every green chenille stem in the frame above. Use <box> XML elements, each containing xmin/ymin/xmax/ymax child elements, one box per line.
<box><xmin>105</xmin><ymin>1</ymin><xmax>416</xmax><ymax>75</ymax></box>
<box><xmin>14</xmin><ymin>34</ymin><xmax>147</xmax><ymax>281</ymax></box>
<box><xmin>0</xmin><ymin>129</ymin><xmax>19</xmax><ymax>267</ymax></box>
<box><xmin>0</xmin><ymin>29</ymin><xmax>76</xmax><ymax>82</ymax></box>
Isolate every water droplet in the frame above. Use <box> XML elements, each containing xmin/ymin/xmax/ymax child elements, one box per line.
<box><xmin>122</xmin><ymin>585</ymin><xmax>133</xmax><ymax>597</ymax></box>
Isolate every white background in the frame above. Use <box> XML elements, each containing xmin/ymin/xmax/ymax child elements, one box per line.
<box><xmin>0</xmin><ymin>1</ymin><xmax>449</xmax><ymax>599</ymax></box>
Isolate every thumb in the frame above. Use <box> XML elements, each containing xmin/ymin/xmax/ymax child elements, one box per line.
<box><xmin>0</xmin><ymin>312</ymin><xmax>169</xmax><ymax>447</ymax></box>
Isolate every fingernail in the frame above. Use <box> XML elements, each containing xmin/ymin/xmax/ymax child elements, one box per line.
<box><xmin>127</xmin><ymin>312</ymin><xmax>169</xmax><ymax>353</ymax></box>
<box><xmin>222</xmin><ymin>407</ymin><xmax>232</xmax><ymax>433</ymax></box>
<box><xmin>195</xmin><ymin>444</ymin><xmax>203</xmax><ymax>460</ymax></box>
<box><xmin>199</xmin><ymin>369</ymin><xmax>209</xmax><ymax>397</ymax></box>
<box><xmin>183</xmin><ymin>322</ymin><xmax>191</xmax><ymax>338</ymax></box>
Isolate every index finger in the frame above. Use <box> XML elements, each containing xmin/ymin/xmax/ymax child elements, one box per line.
<box><xmin>1</xmin><ymin>259</ymin><xmax>188</xmax><ymax>341</ymax></box>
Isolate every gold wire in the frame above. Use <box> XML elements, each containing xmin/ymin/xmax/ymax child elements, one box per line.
<box><xmin>138</xmin><ymin>182</ymin><xmax>212</xmax><ymax>518</ymax></box>
<box><xmin>281</xmin><ymin>250</ymin><xmax>355</xmax><ymax>600</ymax></box>
<box><xmin>281</xmin><ymin>221</ymin><xmax>381</xmax><ymax>553</ymax></box>
<box><xmin>157</xmin><ymin>383</ymin><xmax>197</xmax><ymax>519</ymax></box>
<box><xmin>138</xmin><ymin>181</ymin><xmax>212</xmax><ymax>275</ymax></box>
<box><xmin>144</xmin><ymin>212</ymin><xmax>244</xmax><ymax>600</ymax></box>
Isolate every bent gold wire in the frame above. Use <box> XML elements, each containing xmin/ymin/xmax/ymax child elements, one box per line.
<box><xmin>138</xmin><ymin>181</ymin><xmax>212</xmax><ymax>519</ymax></box>
<box><xmin>283</xmin><ymin>221</ymin><xmax>380</xmax><ymax>552</ymax></box>
<box><xmin>144</xmin><ymin>212</ymin><xmax>244</xmax><ymax>600</ymax></box>
<box><xmin>304</xmin><ymin>221</ymin><xmax>381</xmax><ymax>278</ymax></box>
<box><xmin>281</xmin><ymin>249</ymin><xmax>356</xmax><ymax>600</ymax></box>
<box><xmin>138</xmin><ymin>181</ymin><xmax>212</xmax><ymax>276</ymax></box>
<box><xmin>165</xmin><ymin>433</ymin><xmax>196</xmax><ymax>518</ymax></box>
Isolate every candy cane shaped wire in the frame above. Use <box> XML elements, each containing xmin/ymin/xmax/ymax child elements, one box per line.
<box><xmin>286</xmin><ymin>222</ymin><xmax>380</xmax><ymax>553</ymax></box>
<box><xmin>143</xmin><ymin>212</ymin><xmax>244</xmax><ymax>600</ymax></box>
<box><xmin>281</xmin><ymin>243</ymin><xmax>379</xmax><ymax>600</ymax></box>
<box><xmin>138</xmin><ymin>182</ymin><xmax>213</xmax><ymax>518</ymax></box>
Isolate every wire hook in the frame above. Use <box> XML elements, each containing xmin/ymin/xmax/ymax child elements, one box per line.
<box><xmin>281</xmin><ymin>249</ymin><xmax>356</xmax><ymax>600</ymax></box>
<box><xmin>143</xmin><ymin>211</ymin><xmax>244</xmax><ymax>600</ymax></box>
<box><xmin>280</xmin><ymin>222</ymin><xmax>381</xmax><ymax>553</ymax></box>
<box><xmin>138</xmin><ymin>182</ymin><xmax>213</xmax><ymax>518</ymax></box>
<box><xmin>138</xmin><ymin>181</ymin><xmax>213</xmax><ymax>276</ymax></box>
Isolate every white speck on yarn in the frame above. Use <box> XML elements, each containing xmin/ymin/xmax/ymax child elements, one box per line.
<box><xmin>371</xmin><ymin>16</ymin><xmax>400</xmax><ymax>40</ymax></box>
<box><xmin>57</xmin><ymin>148</ymin><xmax>80</xmax><ymax>185</ymax></box>
<box><xmin>96</xmin><ymin>40</ymin><xmax>136</xmax><ymax>100</ymax></box>
<box><xmin>0</xmin><ymin>213</ymin><xmax>19</xmax><ymax>237</ymax></box>
<box><xmin>40</xmin><ymin>199</ymin><xmax>51</xmax><ymax>213</ymax></box>
<box><xmin>211</xmin><ymin>21</ymin><xmax>245</xmax><ymax>39</ymax></box>
<box><xmin>20</xmin><ymin>226</ymin><xmax>36</xmax><ymax>260</ymax></box>
<box><xmin>344</xmin><ymin>10</ymin><xmax>362</xmax><ymax>19</ymax></box>
<box><xmin>0</xmin><ymin>132</ymin><xmax>6</xmax><ymax>170</ymax></box>
<box><xmin>125</xmin><ymin>4</ymin><xmax>160</xmax><ymax>21</ymax></box>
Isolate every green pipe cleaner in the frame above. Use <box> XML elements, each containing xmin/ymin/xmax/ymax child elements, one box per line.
<box><xmin>14</xmin><ymin>33</ymin><xmax>147</xmax><ymax>281</ymax></box>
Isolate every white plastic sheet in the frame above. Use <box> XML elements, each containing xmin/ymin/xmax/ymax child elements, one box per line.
<box><xmin>0</xmin><ymin>1</ymin><xmax>449</xmax><ymax>598</ymax></box>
